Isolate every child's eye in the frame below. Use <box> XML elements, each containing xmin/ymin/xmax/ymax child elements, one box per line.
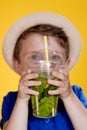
<box><xmin>51</xmin><ymin>54</ymin><xmax>61</xmax><ymax>61</ymax></box>
<box><xmin>31</xmin><ymin>54</ymin><xmax>41</xmax><ymax>61</ymax></box>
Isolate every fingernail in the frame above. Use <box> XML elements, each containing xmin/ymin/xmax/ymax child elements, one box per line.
<box><xmin>52</xmin><ymin>71</ymin><xmax>57</xmax><ymax>75</ymax></box>
<box><xmin>35</xmin><ymin>74</ymin><xmax>38</xmax><ymax>77</ymax></box>
<box><xmin>36</xmin><ymin>92</ymin><xmax>39</xmax><ymax>95</ymax></box>
<box><xmin>38</xmin><ymin>81</ymin><xmax>41</xmax><ymax>85</ymax></box>
<box><xmin>48</xmin><ymin>90</ymin><xmax>53</xmax><ymax>95</ymax></box>
<box><xmin>59</xmin><ymin>69</ymin><xmax>62</xmax><ymax>73</ymax></box>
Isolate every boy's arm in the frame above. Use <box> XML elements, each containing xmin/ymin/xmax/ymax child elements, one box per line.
<box><xmin>3</xmin><ymin>70</ymin><xmax>41</xmax><ymax>130</ymax></box>
<box><xmin>62</xmin><ymin>89</ymin><xmax>87</xmax><ymax>130</ymax></box>
<box><xmin>3</xmin><ymin>121</ymin><xmax>8</xmax><ymax>130</ymax></box>
<box><xmin>48</xmin><ymin>68</ymin><xmax>87</xmax><ymax>130</ymax></box>
<box><xmin>3</xmin><ymin>97</ymin><xmax>28</xmax><ymax>130</ymax></box>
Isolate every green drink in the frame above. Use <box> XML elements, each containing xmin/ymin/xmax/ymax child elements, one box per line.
<box><xmin>31</xmin><ymin>70</ymin><xmax>59</xmax><ymax>118</ymax></box>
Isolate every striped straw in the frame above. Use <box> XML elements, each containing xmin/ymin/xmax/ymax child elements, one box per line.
<box><xmin>44</xmin><ymin>36</ymin><xmax>50</xmax><ymax>73</ymax></box>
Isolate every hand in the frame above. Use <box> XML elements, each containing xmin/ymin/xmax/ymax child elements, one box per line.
<box><xmin>47</xmin><ymin>68</ymin><xmax>72</xmax><ymax>99</ymax></box>
<box><xmin>18</xmin><ymin>69</ymin><xmax>41</xmax><ymax>101</ymax></box>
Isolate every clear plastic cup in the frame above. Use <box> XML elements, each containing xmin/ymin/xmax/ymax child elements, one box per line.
<box><xmin>31</xmin><ymin>67</ymin><xmax>59</xmax><ymax>118</ymax></box>
<box><xmin>24</xmin><ymin>50</ymin><xmax>64</xmax><ymax>118</ymax></box>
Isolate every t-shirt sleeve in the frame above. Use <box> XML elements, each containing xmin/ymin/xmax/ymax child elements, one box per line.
<box><xmin>0</xmin><ymin>92</ymin><xmax>17</xmax><ymax>129</ymax></box>
<box><xmin>72</xmin><ymin>85</ymin><xmax>87</xmax><ymax>108</ymax></box>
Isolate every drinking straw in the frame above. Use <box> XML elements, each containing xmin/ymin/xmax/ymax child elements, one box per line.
<box><xmin>44</xmin><ymin>36</ymin><xmax>50</xmax><ymax>74</ymax></box>
<box><xmin>44</xmin><ymin>36</ymin><xmax>55</xmax><ymax>116</ymax></box>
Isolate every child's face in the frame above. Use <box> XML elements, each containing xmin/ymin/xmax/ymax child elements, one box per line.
<box><xmin>14</xmin><ymin>33</ymin><xmax>68</xmax><ymax>74</ymax></box>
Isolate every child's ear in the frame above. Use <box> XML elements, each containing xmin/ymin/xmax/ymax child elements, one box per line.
<box><xmin>13</xmin><ymin>59</ymin><xmax>23</xmax><ymax>75</ymax></box>
<box><xmin>64</xmin><ymin>58</ymin><xmax>71</xmax><ymax>70</ymax></box>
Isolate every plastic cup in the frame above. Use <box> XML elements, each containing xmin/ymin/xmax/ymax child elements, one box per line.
<box><xmin>31</xmin><ymin>67</ymin><xmax>59</xmax><ymax>118</ymax></box>
<box><xmin>24</xmin><ymin>50</ymin><xmax>64</xmax><ymax>118</ymax></box>
<box><xmin>26</xmin><ymin>60</ymin><xmax>64</xmax><ymax>118</ymax></box>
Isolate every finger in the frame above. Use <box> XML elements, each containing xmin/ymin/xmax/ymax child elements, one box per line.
<box><xmin>59</xmin><ymin>69</ymin><xmax>68</xmax><ymax>77</ymax></box>
<box><xmin>23</xmin><ymin>80</ymin><xmax>41</xmax><ymax>87</ymax></box>
<box><xmin>52</xmin><ymin>71</ymin><xmax>65</xmax><ymax>80</ymax></box>
<box><xmin>24</xmin><ymin>88</ymin><xmax>39</xmax><ymax>95</ymax></box>
<box><xmin>48</xmin><ymin>88</ymin><xmax>63</xmax><ymax>95</ymax></box>
<box><xmin>21</xmin><ymin>69</ymin><xmax>31</xmax><ymax>76</ymax></box>
<box><xmin>52</xmin><ymin>71</ymin><xmax>68</xmax><ymax>81</ymax></box>
<box><xmin>20</xmin><ymin>73</ymin><xmax>38</xmax><ymax>84</ymax></box>
<box><xmin>52</xmin><ymin>69</ymin><xmax>69</xmax><ymax>81</ymax></box>
<box><xmin>48</xmin><ymin>79</ymin><xmax>64</xmax><ymax>87</ymax></box>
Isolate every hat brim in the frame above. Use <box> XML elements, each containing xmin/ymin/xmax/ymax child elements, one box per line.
<box><xmin>2</xmin><ymin>12</ymin><xmax>82</xmax><ymax>73</ymax></box>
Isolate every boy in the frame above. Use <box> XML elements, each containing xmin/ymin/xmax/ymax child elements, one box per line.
<box><xmin>0</xmin><ymin>12</ymin><xmax>87</xmax><ymax>130</ymax></box>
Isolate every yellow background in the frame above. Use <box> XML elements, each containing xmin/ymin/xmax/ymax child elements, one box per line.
<box><xmin>0</xmin><ymin>0</ymin><xmax>87</xmax><ymax>128</ymax></box>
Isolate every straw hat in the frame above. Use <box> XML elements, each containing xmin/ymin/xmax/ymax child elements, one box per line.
<box><xmin>2</xmin><ymin>12</ymin><xmax>82</xmax><ymax>73</ymax></box>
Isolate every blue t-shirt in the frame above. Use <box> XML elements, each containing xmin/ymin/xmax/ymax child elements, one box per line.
<box><xmin>0</xmin><ymin>85</ymin><xmax>87</xmax><ymax>130</ymax></box>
